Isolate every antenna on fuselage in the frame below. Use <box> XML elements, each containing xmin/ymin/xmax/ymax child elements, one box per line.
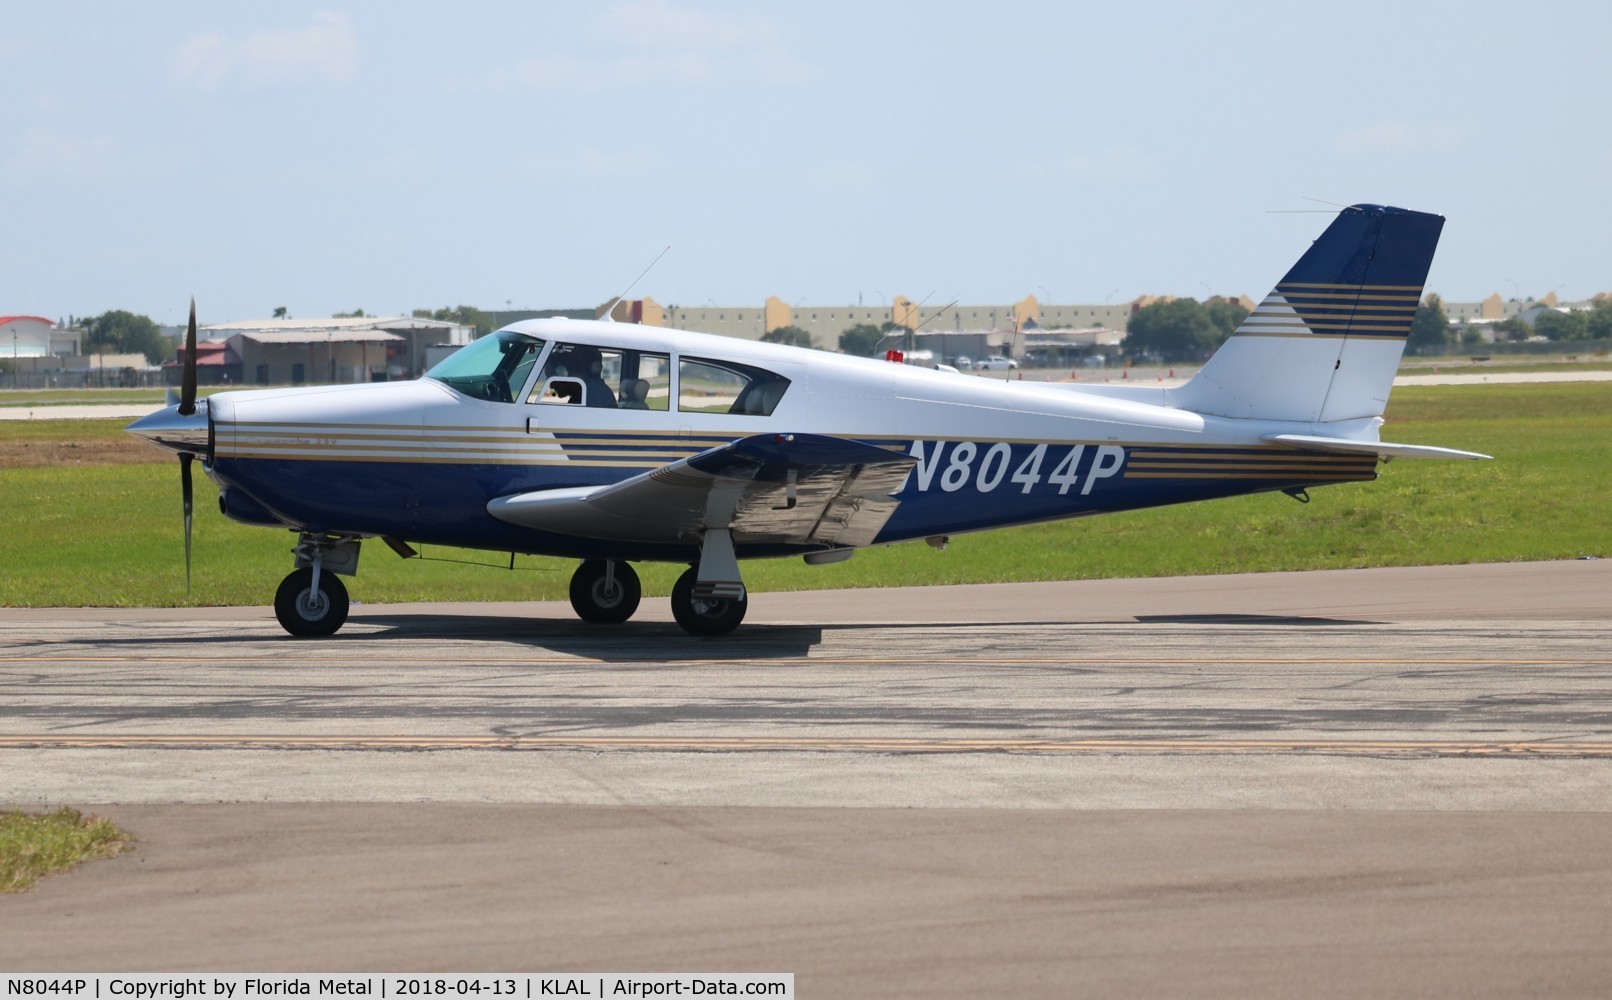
<box><xmin>917</xmin><ymin>298</ymin><xmax>959</xmax><ymax>330</ymax></box>
<box><xmin>600</xmin><ymin>245</ymin><xmax>671</xmax><ymax>323</ymax></box>
<box><xmin>1266</xmin><ymin>196</ymin><xmax>1348</xmax><ymax>214</ymax></box>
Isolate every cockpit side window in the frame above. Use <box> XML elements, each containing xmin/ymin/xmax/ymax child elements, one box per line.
<box><xmin>424</xmin><ymin>332</ymin><xmax>544</xmax><ymax>403</ymax></box>
<box><xmin>677</xmin><ymin>357</ymin><xmax>790</xmax><ymax>416</ymax></box>
<box><xmin>530</xmin><ymin>343</ymin><xmax>670</xmax><ymax>411</ymax></box>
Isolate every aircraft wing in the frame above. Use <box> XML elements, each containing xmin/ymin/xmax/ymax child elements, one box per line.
<box><xmin>1262</xmin><ymin>434</ymin><xmax>1491</xmax><ymax>461</ymax></box>
<box><xmin>486</xmin><ymin>433</ymin><xmax>917</xmax><ymax>547</ymax></box>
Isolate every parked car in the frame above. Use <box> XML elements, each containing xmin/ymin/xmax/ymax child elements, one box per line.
<box><xmin>973</xmin><ymin>356</ymin><xmax>1018</xmax><ymax>371</ymax></box>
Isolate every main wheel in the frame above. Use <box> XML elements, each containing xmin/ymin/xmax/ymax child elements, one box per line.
<box><xmin>274</xmin><ymin>567</ymin><xmax>350</xmax><ymax>637</ymax></box>
<box><xmin>670</xmin><ymin>567</ymin><xmax>747</xmax><ymax>637</ymax></box>
<box><xmin>569</xmin><ymin>559</ymin><xmax>641</xmax><ymax>624</ymax></box>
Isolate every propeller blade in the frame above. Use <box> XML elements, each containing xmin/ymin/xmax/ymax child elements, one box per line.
<box><xmin>180</xmin><ymin>452</ymin><xmax>194</xmax><ymax>593</ymax></box>
<box><xmin>178</xmin><ymin>298</ymin><xmax>198</xmax><ymax>416</ymax></box>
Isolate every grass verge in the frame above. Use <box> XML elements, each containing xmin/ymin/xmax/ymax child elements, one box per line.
<box><xmin>1</xmin><ymin>808</ymin><xmax>131</xmax><ymax>893</ymax></box>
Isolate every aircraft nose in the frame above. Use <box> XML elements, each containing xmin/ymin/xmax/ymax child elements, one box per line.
<box><xmin>126</xmin><ymin>400</ymin><xmax>210</xmax><ymax>456</ymax></box>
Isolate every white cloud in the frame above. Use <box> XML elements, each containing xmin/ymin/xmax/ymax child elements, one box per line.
<box><xmin>464</xmin><ymin>1</ymin><xmax>808</xmax><ymax>92</ymax></box>
<box><xmin>170</xmin><ymin>11</ymin><xmax>359</xmax><ymax>91</ymax></box>
<box><xmin>1017</xmin><ymin>145</ymin><xmax>1160</xmax><ymax>183</ymax></box>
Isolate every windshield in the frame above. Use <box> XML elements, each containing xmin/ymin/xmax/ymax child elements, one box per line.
<box><xmin>425</xmin><ymin>331</ymin><xmax>544</xmax><ymax>403</ymax></box>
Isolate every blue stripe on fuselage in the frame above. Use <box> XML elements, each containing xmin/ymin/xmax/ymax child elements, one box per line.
<box><xmin>209</xmin><ymin>437</ymin><xmax>1374</xmax><ymax>559</ymax></box>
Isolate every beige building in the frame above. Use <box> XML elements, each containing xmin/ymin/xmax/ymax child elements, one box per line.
<box><xmin>643</xmin><ymin>293</ymin><xmax>1141</xmax><ymax>351</ymax></box>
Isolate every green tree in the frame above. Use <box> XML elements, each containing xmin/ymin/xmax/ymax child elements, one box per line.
<box><xmin>413</xmin><ymin>305</ymin><xmax>493</xmax><ymax>337</ymax></box>
<box><xmin>272</xmin><ymin>306</ymin><xmax>288</xmax><ymax>319</ymax></box>
<box><xmin>82</xmin><ymin>310</ymin><xmax>173</xmax><ymax>364</ymax></box>
<box><xmin>1493</xmin><ymin>317</ymin><xmax>1531</xmax><ymax>342</ymax></box>
<box><xmin>1204</xmin><ymin>298</ymin><xmax>1250</xmax><ymax>341</ymax></box>
<box><xmin>1532</xmin><ymin>309</ymin><xmax>1588</xmax><ymax>341</ymax></box>
<box><xmin>761</xmin><ymin>325</ymin><xmax>814</xmax><ymax>348</ymax></box>
<box><xmin>1408</xmin><ymin>294</ymin><xmax>1450</xmax><ymax>355</ymax></box>
<box><xmin>333</xmin><ymin>308</ymin><xmax>367</xmax><ymax>318</ymax></box>
<box><xmin>1587</xmin><ymin>301</ymin><xmax>1612</xmax><ymax>340</ymax></box>
<box><xmin>1123</xmin><ymin>298</ymin><xmax>1224</xmax><ymax>363</ymax></box>
<box><xmin>838</xmin><ymin>323</ymin><xmax>885</xmax><ymax>356</ymax></box>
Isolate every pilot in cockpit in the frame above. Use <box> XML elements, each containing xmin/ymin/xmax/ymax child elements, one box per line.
<box><xmin>543</xmin><ymin>344</ymin><xmax>617</xmax><ymax>408</ymax></box>
<box><xmin>570</xmin><ymin>346</ymin><xmax>617</xmax><ymax>408</ymax></box>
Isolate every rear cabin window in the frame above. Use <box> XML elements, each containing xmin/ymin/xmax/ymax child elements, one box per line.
<box><xmin>677</xmin><ymin>358</ymin><xmax>789</xmax><ymax>416</ymax></box>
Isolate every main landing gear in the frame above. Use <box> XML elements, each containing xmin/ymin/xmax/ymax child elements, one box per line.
<box><xmin>566</xmin><ymin>558</ymin><xmax>748</xmax><ymax>637</ymax></box>
<box><xmin>670</xmin><ymin>566</ymin><xmax>747</xmax><ymax>636</ymax></box>
<box><xmin>568</xmin><ymin>559</ymin><xmax>641</xmax><ymax>624</ymax></box>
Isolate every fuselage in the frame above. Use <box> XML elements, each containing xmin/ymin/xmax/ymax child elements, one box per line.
<box><xmin>195</xmin><ymin>317</ymin><xmax>1376</xmax><ymax>562</ymax></box>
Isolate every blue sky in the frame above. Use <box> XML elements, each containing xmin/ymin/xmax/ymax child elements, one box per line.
<box><xmin>6</xmin><ymin>1</ymin><xmax>1609</xmax><ymax>325</ymax></box>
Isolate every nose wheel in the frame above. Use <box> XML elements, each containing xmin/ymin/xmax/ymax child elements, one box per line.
<box><xmin>569</xmin><ymin>559</ymin><xmax>642</xmax><ymax>624</ymax></box>
<box><xmin>274</xmin><ymin>567</ymin><xmax>350</xmax><ymax>637</ymax></box>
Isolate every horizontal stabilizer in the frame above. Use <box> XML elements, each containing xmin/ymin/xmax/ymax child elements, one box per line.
<box><xmin>488</xmin><ymin>433</ymin><xmax>916</xmax><ymax>547</ymax></box>
<box><xmin>1263</xmin><ymin>434</ymin><xmax>1491</xmax><ymax>461</ymax></box>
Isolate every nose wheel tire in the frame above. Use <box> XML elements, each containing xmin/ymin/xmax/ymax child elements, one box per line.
<box><xmin>569</xmin><ymin>559</ymin><xmax>642</xmax><ymax>624</ymax></box>
<box><xmin>274</xmin><ymin>567</ymin><xmax>350</xmax><ymax>637</ymax></box>
<box><xmin>670</xmin><ymin>567</ymin><xmax>747</xmax><ymax>636</ymax></box>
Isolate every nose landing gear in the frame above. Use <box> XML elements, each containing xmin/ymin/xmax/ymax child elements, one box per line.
<box><xmin>273</xmin><ymin>534</ymin><xmax>360</xmax><ymax>637</ymax></box>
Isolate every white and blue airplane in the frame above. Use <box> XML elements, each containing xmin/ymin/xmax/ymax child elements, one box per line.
<box><xmin>129</xmin><ymin>204</ymin><xmax>1487</xmax><ymax>637</ymax></box>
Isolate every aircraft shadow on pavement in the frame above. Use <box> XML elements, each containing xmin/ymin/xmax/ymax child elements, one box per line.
<box><xmin>1133</xmin><ymin>613</ymin><xmax>1382</xmax><ymax>627</ymax></box>
<box><xmin>345</xmin><ymin>611</ymin><xmax>827</xmax><ymax>660</ymax></box>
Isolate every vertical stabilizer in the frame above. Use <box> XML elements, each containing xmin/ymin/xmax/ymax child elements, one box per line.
<box><xmin>1174</xmin><ymin>205</ymin><xmax>1444</xmax><ymax>423</ymax></box>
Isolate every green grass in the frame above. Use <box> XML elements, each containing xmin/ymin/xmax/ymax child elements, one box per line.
<box><xmin>1397</xmin><ymin>360</ymin><xmax>1612</xmax><ymax>376</ymax></box>
<box><xmin>1</xmin><ymin>808</ymin><xmax>131</xmax><ymax>893</ymax></box>
<box><xmin>0</xmin><ymin>383</ymin><xmax>1606</xmax><ymax>607</ymax></box>
<box><xmin>0</xmin><ymin>388</ymin><xmax>235</xmax><ymax>406</ymax></box>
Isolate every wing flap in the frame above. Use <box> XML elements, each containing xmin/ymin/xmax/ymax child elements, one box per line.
<box><xmin>487</xmin><ymin>433</ymin><xmax>916</xmax><ymax>546</ymax></box>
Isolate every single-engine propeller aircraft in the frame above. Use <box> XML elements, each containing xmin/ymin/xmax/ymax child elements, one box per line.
<box><xmin>129</xmin><ymin>204</ymin><xmax>1487</xmax><ymax>637</ymax></box>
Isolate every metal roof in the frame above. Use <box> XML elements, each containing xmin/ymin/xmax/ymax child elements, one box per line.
<box><xmin>202</xmin><ymin>316</ymin><xmax>462</xmax><ymax>333</ymax></box>
<box><xmin>233</xmin><ymin>330</ymin><xmax>403</xmax><ymax>345</ymax></box>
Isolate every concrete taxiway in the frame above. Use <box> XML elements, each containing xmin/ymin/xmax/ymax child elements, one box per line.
<box><xmin>3</xmin><ymin>560</ymin><xmax>1610</xmax><ymax>996</ymax></box>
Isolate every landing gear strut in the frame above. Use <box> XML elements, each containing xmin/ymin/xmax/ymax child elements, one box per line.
<box><xmin>568</xmin><ymin>559</ymin><xmax>641</xmax><ymax>624</ymax></box>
